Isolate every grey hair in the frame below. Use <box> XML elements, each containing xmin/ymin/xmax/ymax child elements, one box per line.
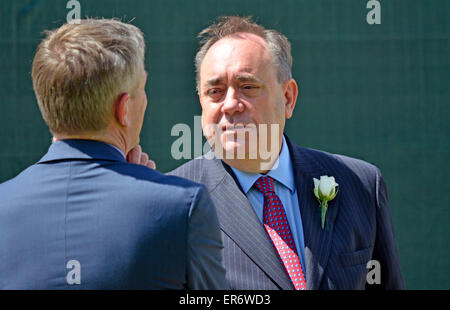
<box><xmin>194</xmin><ymin>16</ymin><xmax>292</xmax><ymax>92</ymax></box>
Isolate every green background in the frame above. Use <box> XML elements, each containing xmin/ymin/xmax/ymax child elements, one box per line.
<box><xmin>0</xmin><ymin>0</ymin><xmax>448</xmax><ymax>289</ymax></box>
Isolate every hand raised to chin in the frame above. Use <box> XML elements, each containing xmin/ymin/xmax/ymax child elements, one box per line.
<box><xmin>127</xmin><ymin>145</ymin><xmax>156</xmax><ymax>170</ymax></box>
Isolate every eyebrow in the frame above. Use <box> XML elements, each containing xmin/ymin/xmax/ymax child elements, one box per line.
<box><xmin>204</xmin><ymin>77</ymin><xmax>223</xmax><ymax>87</ymax></box>
<box><xmin>235</xmin><ymin>74</ymin><xmax>263</xmax><ymax>84</ymax></box>
<box><xmin>204</xmin><ymin>74</ymin><xmax>263</xmax><ymax>87</ymax></box>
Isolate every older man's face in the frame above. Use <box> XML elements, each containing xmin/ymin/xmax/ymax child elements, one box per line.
<box><xmin>198</xmin><ymin>33</ymin><xmax>293</xmax><ymax>162</ymax></box>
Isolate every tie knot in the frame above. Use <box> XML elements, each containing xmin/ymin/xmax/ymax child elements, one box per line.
<box><xmin>254</xmin><ymin>176</ymin><xmax>275</xmax><ymax>195</ymax></box>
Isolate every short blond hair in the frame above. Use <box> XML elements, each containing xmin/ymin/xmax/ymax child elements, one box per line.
<box><xmin>32</xmin><ymin>18</ymin><xmax>145</xmax><ymax>135</ymax></box>
<box><xmin>195</xmin><ymin>16</ymin><xmax>292</xmax><ymax>91</ymax></box>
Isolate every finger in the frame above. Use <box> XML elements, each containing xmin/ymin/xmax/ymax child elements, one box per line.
<box><xmin>147</xmin><ymin>160</ymin><xmax>156</xmax><ymax>170</ymax></box>
<box><xmin>140</xmin><ymin>153</ymin><xmax>149</xmax><ymax>166</ymax></box>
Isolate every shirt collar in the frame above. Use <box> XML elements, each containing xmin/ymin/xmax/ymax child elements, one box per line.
<box><xmin>107</xmin><ymin>143</ymin><xmax>126</xmax><ymax>159</ymax></box>
<box><xmin>231</xmin><ymin>135</ymin><xmax>295</xmax><ymax>194</ymax></box>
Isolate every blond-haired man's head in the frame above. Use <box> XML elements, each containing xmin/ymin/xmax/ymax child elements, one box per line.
<box><xmin>32</xmin><ymin>18</ymin><xmax>147</xmax><ymax>154</ymax></box>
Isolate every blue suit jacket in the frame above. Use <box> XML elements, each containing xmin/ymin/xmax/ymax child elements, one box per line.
<box><xmin>169</xmin><ymin>135</ymin><xmax>405</xmax><ymax>290</ymax></box>
<box><xmin>0</xmin><ymin>139</ymin><xmax>227</xmax><ymax>289</ymax></box>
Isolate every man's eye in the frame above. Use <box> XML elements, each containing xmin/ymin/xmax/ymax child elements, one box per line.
<box><xmin>207</xmin><ymin>89</ymin><xmax>222</xmax><ymax>96</ymax></box>
<box><xmin>241</xmin><ymin>85</ymin><xmax>260</xmax><ymax>95</ymax></box>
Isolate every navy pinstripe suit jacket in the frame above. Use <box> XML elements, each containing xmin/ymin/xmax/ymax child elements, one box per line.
<box><xmin>169</xmin><ymin>135</ymin><xmax>405</xmax><ymax>290</ymax></box>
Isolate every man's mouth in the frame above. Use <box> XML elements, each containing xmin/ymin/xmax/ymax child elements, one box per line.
<box><xmin>221</xmin><ymin>124</ymin><xmax>247</xmax><ymax>131</ymax></box>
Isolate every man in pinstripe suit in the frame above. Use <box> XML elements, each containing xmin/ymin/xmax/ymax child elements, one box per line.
<box><xmin>169</xmin><ymin>16</ymin><xmax>405</xmax><ymax>290</ymax></box>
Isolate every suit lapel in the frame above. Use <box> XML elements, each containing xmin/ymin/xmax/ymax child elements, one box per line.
<box><xmin>286</xmin><ymin>136</ymin><xmax>340</xmax><ymax>290</ymax></box>
<box><xmin>204</xmin><ymin>157</ymin><xmax>294</xmax><ymax>290</ymax></box>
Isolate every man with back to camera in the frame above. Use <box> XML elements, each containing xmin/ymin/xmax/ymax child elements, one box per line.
<box><xmin>167</xmin><ymin>16</ymin><xmax>405</xmax><ymax>290</ymax></box>
<box><xmin>0</xmin><ymin>19</ymin><xmax>227</xmax><ymax>289</ymax></box>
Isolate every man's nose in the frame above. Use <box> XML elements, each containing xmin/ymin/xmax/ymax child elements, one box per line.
<box><xmin>221</xmin><ymin>87</ymin><xmax>244</xmax><ymax>115</ymax></box>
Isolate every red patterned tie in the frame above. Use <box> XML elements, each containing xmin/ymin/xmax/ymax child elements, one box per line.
<box><xmin>254</xmin><ymin>176</ymin><xmax>306</xmax><ymax>290</ymax></box>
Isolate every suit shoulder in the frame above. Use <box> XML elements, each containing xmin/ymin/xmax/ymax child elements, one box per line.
<box><xmin>324</xmin><ymin>149</ymin><xmax>379</xmax><ymax>175</ymax></box>
<box><xmin>167</xmin><ymin>156</ymin><xmax>207</xmax><ymax>182</ymax></box>
<box><xmin>296</xmin><ymin>145</ymin><xmax>381</xmax><ymax>189</ymax></box>
<box><xmin>113</xmin><ymin>161</ymin><xmax>207</xmax><ymax>195</ymax></box>
<box><xmin>0</xmin><ymin>164</ymin><xmax>44</xmax><ymax>194</ymax></box>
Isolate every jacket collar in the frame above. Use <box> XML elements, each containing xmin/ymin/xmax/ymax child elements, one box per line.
<box><xmin>37</xmin><ymin>139</ymin><xmax>126</xmax><ymax>164</ymax></box>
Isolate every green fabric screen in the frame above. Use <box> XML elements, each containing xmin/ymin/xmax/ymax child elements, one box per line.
<box><xmin>0</xmin><ymin>0</ymin><xmax>448</xmax><ymax>289</ymax></box>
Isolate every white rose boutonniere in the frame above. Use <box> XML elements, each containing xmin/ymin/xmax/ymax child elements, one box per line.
<box><xmin>313</xmin><ymin>176</ymin><xmax>339</xmax><ymax>230</ymax></box>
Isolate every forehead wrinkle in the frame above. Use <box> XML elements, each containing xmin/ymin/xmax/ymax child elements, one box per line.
<box><xmin>235</xmin><ymin>73</ymin><xmax>263</xmax><ymax>84</ymax></box>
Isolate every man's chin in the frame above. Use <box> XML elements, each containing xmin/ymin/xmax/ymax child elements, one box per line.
<box><xmin>213</xmin><ymin>142</ymin><xmax>252</xmax><ymax>160</ymax></box>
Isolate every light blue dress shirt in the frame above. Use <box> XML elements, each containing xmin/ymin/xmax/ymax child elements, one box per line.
<box><xmin>231</xmin><ymin>136</ymin><xmax>307</xmax><ymax>279</ymax></box>
<box><xmin>107</xmin><ymin>143</ymin><xmax>126</xmax><ymax>159</ymax></box>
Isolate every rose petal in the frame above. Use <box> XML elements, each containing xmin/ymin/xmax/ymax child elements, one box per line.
<box><xmin>319</xmin><ymin>176</ymin><xmax>334</xmax><ymax>198</ymax></box>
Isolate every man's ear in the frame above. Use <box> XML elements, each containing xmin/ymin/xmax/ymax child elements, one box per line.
<box><xmin>114</xmin><ymin>93</ymin><xmax>131</xmax><ymax>127</ymax></box>
<box><xmin>282</xmin><ymin>78</ymin><xmax>298</xmax><ymax>119</ymax></box>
